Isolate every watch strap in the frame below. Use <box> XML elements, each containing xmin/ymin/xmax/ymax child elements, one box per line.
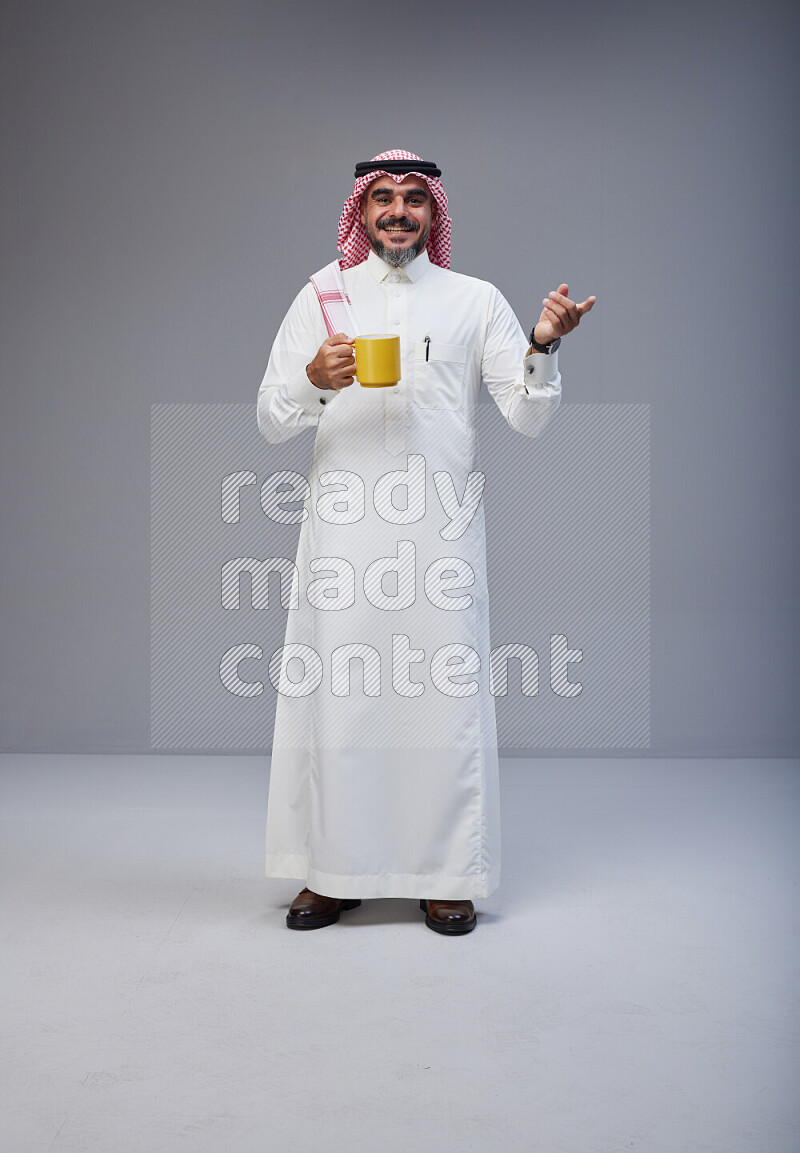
<box><xmin>528</xmin><ymin>329</ymin><xmax>561</xmax><ymax>355</ymax></box>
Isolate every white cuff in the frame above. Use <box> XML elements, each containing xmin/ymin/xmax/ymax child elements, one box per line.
<box><xmin>520</xmin><ymin>348</ymin><xmax>559</xmax><ymax>395</ymax></box>
<box><xmin>286</xmin><ymin>366</ymin><xmax>339</xmax><ymax>412</ymax></box>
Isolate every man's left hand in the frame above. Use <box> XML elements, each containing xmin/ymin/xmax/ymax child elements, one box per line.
<box><xmin>532</xmin><ymin>283</ymin><xmax>596</xmax><ymax>347</ymax></box>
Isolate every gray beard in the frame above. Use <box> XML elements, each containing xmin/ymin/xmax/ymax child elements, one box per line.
<box><xmin>372</xmin><ymin>236</ymin><xmax>425</xmax><ymax>267</ymax></box>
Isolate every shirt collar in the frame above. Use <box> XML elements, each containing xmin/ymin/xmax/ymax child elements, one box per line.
<box><xmin>365</xmin><ymin>247</ymin><xmax>431</xmax><ymax>284</ymax></box>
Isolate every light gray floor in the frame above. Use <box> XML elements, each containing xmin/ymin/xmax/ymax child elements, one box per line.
<box><xmin>1</xmin><ymin>754</ymin><xmax>798</xmax><ymax>1153</ymax></box>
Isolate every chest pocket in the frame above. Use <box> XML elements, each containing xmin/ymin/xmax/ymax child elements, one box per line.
<box><xmin>413</xmin><ymin>341</ymin><xmax>469</xmax><ymax>410</ymax></box>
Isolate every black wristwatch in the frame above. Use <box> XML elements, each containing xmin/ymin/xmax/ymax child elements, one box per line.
<box><xmin>528</xmin><ymin>328</ymin><xmax>561</xmax><ymax>355</ymax></box>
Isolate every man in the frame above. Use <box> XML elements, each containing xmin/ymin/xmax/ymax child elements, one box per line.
<box><xmin>257</xmin><ymin>149</ymin><xmax>595</xmax><ymax>935</ymax></box>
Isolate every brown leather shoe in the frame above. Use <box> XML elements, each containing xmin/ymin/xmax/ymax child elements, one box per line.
<box><xmin>419</xmin><ymin>898</ymin><xmax>477</xmax><ymax>935</ymax></box>
<box><xmin>286</xmin><ymin>887</ymin><xmax>362</xmax><ymax>930</ymax></box>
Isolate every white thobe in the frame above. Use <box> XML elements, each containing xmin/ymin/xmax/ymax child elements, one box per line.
<box><xmin>256</xmin><ymin>248</ymin><xmax>561</xmax><ymax>899</ymax></box>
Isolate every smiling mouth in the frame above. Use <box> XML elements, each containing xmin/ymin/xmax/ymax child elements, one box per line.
<box><xmin>380</xmin><ymin>219</ymin><xmax>418</xmax><ymax>234</ymax></box>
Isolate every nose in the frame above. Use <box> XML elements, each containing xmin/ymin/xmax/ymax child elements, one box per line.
<box><xmin>390</xmin><ymin>192</ymin><xmax>406</xmax><ymax>217</ymax></box>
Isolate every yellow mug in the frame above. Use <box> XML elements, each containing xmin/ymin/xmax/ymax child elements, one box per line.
<box><xmin>354</xmin><ymin>334</ymin><xmax>401</xmax><ymax>388</ymax></box>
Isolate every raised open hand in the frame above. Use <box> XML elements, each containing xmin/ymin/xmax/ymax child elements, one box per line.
<box><xmin>532</xmin><ymin>283</ymin><xmax>596</xmax><ymax>347</ymax></box>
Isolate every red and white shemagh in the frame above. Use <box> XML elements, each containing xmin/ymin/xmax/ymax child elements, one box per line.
<box><xmin>336</xmin><ymin>149</ymin><xmax>452</xmax><ymax>270</ymax></box>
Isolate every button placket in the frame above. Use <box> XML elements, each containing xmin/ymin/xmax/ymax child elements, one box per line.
<box><xmin>384</xmin><ymin>277</ymin><xmax>406</xmax><ymax>455</ymax></box>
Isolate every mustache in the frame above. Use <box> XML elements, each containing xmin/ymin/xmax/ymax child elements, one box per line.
<box><xmin>378</xmin><ymin>217</ymin><xmax>419</xmax><ymax>232</ymax></box>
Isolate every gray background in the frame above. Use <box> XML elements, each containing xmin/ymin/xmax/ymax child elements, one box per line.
<box><xmin>1</xmin><ymin>0</ymin><xmax>797</xmax><ymax>756</ymax></box>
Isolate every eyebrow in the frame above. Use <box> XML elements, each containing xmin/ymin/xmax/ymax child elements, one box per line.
<box><xmin>368</xmin><ymin>184</ymin><xmax>430</xmax><ymax>201</ymax></box>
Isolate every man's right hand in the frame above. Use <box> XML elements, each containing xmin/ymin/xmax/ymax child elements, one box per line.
<box><xmin>306</xmin><ymin>333</ymin><xmax>356</xmax><ymax>391</ymax></box>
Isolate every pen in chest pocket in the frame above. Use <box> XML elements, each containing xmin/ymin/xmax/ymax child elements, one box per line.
<box><xmin>424</xmin><ymin>336</ymin><xmax>430</xmax><ymax>361</ymax></box>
